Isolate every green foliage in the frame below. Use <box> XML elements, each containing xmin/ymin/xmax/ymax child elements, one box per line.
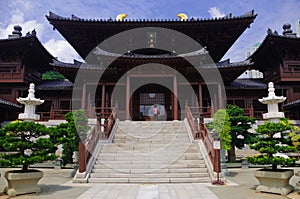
<box><xmin>0</xmin><ymin>121</ymin><xmax>56</xmax><ymax>171</ymax></box>
<box><xmin>227</xmin><ymin>105</ymin><xmax>256</xmax><ymax>148</ymax></box>
<box><xmin>50</xmin><ymin>109</ymin><xmax>89</xmax><ymax>165</ymax></box>
<box><xmin>247</xmin><ymin>118</ymin><xmax>297</xmax><ymax>170</ymax></box>
<box><xmin>42</xmin><ymin>70</ymin><xmax>65</xmax><ymax>80</ymax></box>
<box><xmin>210</xmin><ymin>105</ymin><xmax>256</xmax><ymax>162</ymax></box>
<box><xmin>210</xmin><ymin>109</ymin><xmax>231</xmax><ymax>150</ymax></box>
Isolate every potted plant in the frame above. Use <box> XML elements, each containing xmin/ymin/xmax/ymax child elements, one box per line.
<box><xmin>0</xmin><ymin>121</ymin><xmax>56</xmax><ymax>196</ymax></box>
<box><xmin>246</xmin><ymin>118</ymin><xmax>297</xmax><ymax>196</ymax></box>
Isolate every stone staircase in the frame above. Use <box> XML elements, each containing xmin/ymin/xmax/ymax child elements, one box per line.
<box><xmin>88</xmin><ymin>121</ymin><xmax>211</xmax><ymax>183</ymax></box>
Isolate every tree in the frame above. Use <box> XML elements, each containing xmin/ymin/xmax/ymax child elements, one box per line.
<box><xmin>42</xmin><ymin>70</ymin><xmax>65</xmax><ymax>80</ymax></box>
<box><xmin>226</xmin><ymin>105</ymin><xmax>256</xmax><ymax>162</ymax></box>
<box><xmin>247</xmin><ymin>118</ymin><xmax>296</xmax><ymax>170</ymax></box>
<box><xmin>50</xmin><ymin>110</ymin><xmax>89</xmax><ymax>165</ymax></box>
<box><xmin>0</xmin><ymin>121</ymin><xmax>56</xmax><ymax>172</ymax></box>
<box><xmin>209</xmin><ymin>109</ymin><xmax>231</xmax><ymax>150</ymax></box>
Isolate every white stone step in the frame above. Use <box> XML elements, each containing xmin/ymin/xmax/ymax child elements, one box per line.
<box><xmin>88</xmin><ymin>177</ymin><xmax>211</xmax><ymax>183</ymax></box>
<box><xmin>90</xmin><ymin>172</ymin><xmax>209</xmax><ymax>178</ymax></box>
<box><xmin>92</xmin><ymin>167</ymin><xmax>208</xmax><ymax>173</ymax></box>
<box><xmin>88</xmin><ymin>121</ymin><xmax>211</xmax><ymax>183</ymax></box>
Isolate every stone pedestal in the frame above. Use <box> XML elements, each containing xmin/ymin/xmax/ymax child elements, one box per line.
<box><xmin>4</xmin><ymin>170</ymin><xmax>43</xmax><ymax>196</ymax></box>
<box><xmin>254</xmin><ymin>169</ymin><xmax>294</xmax><ymax>196</ymax></box>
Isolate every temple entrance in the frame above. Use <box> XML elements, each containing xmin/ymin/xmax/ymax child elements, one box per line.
<box><xmin>130</xmin><ymin>84</ymin><xmax>174</xmax><ymax>121</ymax></box>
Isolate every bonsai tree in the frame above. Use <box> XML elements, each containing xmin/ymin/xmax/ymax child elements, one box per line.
<box><xmin>50</xmin><ymin>109</ymin><xmax>89</xmax><ymax>165</ymax></box>
<box><xmin>0</xmin><ymin>121</ymin><xmax>56</xmax><ymax>172</ymax></box>
<box><xmin>246</xmin><ymin>118</ymin><xmax>297</xmax><ymax>170</ymax></box>
<box><xmin>226</xmin><ymin>105</ymin><xmax>256</xmax><ymax>162</ymax></box>
<box><xmin>209</xmin><ymin>105</ymin><xmax>256</xmax><ymax>162</ymax></box>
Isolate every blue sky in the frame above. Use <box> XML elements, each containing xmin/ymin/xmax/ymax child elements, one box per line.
<box><xmin>0</xmin><ymin>0</ymin><xmax>299</xmax><ymax>62</ymax></box>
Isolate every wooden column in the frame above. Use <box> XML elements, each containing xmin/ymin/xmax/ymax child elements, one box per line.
<box><xmin>78</xmin><ymin>141</ymin><xmax>86</xmax><ymax>173</ymax></box>
<box><xmin>198</xmin><ymin>83</ymin><xmax>203</xmax><ymax>108</ymax></box>
<box><xmin>173</xmin><ymin>74</ymin><xmax>178</xmax><ymax>120</ymax></box>
<box><xmin>81</xmin><ymin>82</ymin><xmax>86</xmax><ymax>110</ymax></box>
<box><xmin>218</xmin><ymin>83</ymin><xmax>223</xmax><ymax>109</ymax></box>
<box><xmin>101</xmin><ymin>83</ymin><xmax>105</xmax><ymax>116</ymax></box>
<box><xmin>126</xmin><ymin>75</ymin><xmax>130</xmax><ymax>120</ymax></box>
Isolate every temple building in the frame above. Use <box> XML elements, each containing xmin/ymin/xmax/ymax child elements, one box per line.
<box><xmin>0</xmin><ymin>11</ymin><xmax>299</xmax><ymax>124</ymax></box>
<box><xmin>45</xmin><ymin>10</ymin><xmax>262</xmax><ymax>121</ymax></box>
<box><xmin>250</xmin><ymin>24</ymin><xmax>300</xmax><ymax>119</ymax></box>
<box><xmin>0</xmin><ymin>26</ymin><xmax>53</xmax><ymax>123</ymax></box>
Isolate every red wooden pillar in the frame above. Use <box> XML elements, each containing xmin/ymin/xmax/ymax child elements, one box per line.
<box><xmin>198</xmin><ymin>83</ymin><xmax>203</xmax><ymax>108</ymax></box>
<box><xmin>173</xmin><ymin>74</ymin><xmax>178</xmax><ymax>120</ymax></box>
<box><xmin>81</xmin><ymin>82</ymin><xmax>86</xmax><ymax>110</ymax></box>
<box><xmin>101</xmin><ymin>83</ymin><xmax>105</xmax><ymax>116</ymax></box>
<box><xmin>218</xmin><ymin>82</ymin><xmax>224</xmax><ymax>109</ymax></box>
<box><xmin>78</xmin><ymin>141</ymin><xmax>86</xmax><ymax>173</ymax></box>
<box><xmin>126</xmin><ymin>75</ymin><xmax>130</xmax><ymax>120</ymax></box>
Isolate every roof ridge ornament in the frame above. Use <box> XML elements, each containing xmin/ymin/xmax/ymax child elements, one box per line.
<box><xmin>176</xmin><ymin>13</ymin><xmax>188</xmax><ymax>21</ymax></box>
<box><xmin>116</xmin><ymin>14</ymin><xmax>128</xmax><ymax>21</ymax></box>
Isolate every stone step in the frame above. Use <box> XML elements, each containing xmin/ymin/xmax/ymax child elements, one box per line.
<box><xmin>100</xmin><ymin>147</ymin><xmax>200</xmax><ymax>153</ymax></box>
<box><xmin>97</xmin><ymin>155</ymin><xmax>203</xmax><ymax>161</ymax></box>
<box><xmin>90</xmin><ymin>172</ymin><xmax>209</xmax><ymax>178</ymax></box>
<box><xmin>98</xmin><ymin>151</ymin><xmax>202</xmax><ymax>156</ymax></box>
<box><xmin>92</xmin><ymin>167</ymin><xmax>208</xmax><ymax>173</ymax></box>
<box><xmin>96</xmin><ymin>159</ymin><xmax>205</xmax><ymax>165</ymax></box>
<box><xmin>88</xmin><ymin>177</ymin><xmax>211</xmax><ymax>183</ymax></box>
<box><xmin>93</xmin><ymin>163</ymin><xmax>207</xmax><ymax>170</ymax></box>
<box><xmin>112</xmin><ymin>138</ymin><xmax>189</xmax><ymax>143</ymax></box>
<box><xmin>88</xmin><ymin>121</ymin><xmax>211</xmax><ymax>183</ymax></box>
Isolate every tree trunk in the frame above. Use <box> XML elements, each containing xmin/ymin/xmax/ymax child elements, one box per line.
<box><xmin>22</xmin><ymin>164</ymin><xmax>28</xmax><ymax>172</ymax></box>
<box><xmin>227</xmin><ymin>142</ymin><xmax>236</xmax><ymax>162</ymax></box>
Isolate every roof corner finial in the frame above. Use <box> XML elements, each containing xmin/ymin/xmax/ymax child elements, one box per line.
<box><xmin>282</xmin><ymin>23</ymin><xmax>297</xmax><ymax>37</ymax></box>
<box><xmin>267</xmin><ymin>28</ymin><xmax>273</xmax><ymax>35</ymax></box>
<box><xmin>116</xmin><ymin>14</ymin><xmax>128</xmax><ymax>21</ymax></box>
<box><xmin>9</xmin><ymin>25</ymin><xmax>22</xmax><ymax>38</ymax></box>
<box><xmin>177</xmin><ymin>13</ymin><xmax>188</xmax><ymax>21</ymax></box>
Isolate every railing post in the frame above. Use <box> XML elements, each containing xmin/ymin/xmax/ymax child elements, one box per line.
<box><xmin>104</xmin><ymin>117</ymin><xmax>108</xmax><ymax>138</ymax></box>
<box><xmin>78</xmin><ymin>141</ymin><xmax>86</xmax><ymax>173</ymax></box>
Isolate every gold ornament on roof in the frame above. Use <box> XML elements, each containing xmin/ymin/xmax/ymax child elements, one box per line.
<box><xmin>176</xmin><ymin>13</ymin><xmax>188</xmax><ymax>21</ymax></box>
<box><xmin>116</xmin><ymin>14</ymin><xmax>128</xmax><ymax>21</ymax></box>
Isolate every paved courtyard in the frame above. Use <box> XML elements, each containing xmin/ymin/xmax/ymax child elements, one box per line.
<box><xmin>1</xmin><ymin>168</ymin><xmax>300</xmax><ymax>199</ymax></box>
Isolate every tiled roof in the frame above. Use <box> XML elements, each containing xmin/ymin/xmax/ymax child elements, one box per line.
<box><xmin>0</xmin><ymin>98</ymin><xmax>22</xmax><ymax>109</ymax></box>
<box><xmin>93</xmin><ymin>47</ymin><xmax>208</xmax><ymax>58</ymax></box>
<box><xmin>207</xmin><ymin>59</ymin><xmax>253</xmax><ymax>69</ymax></box>
<box><xmin>47</xmin><ymin>10</ymin><xmax>256</xmax><ymax>23</ymax></box>
<box><xmin>283</xmin><ymin>99</ymin><xmax>300</xmax><ymax>108</ymax></box>
<box><xmin>35</xmin><ymin>79</ymin><xmax>73</xmax><ymax>90</ymax></box>
<box><xmin>228</xmin><ymin>78</ymin><xmax>267</xmax><ymax>89</ymax></box>
<box><xmin>50</xmin><ymin>59</ymin><xmax>104</xmax><ymax>70</ymax></box>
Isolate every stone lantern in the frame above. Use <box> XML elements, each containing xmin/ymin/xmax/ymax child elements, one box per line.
<box><xmin>259</xmin><ymin>82</ymin><xmax>286</xmax><ymax>122</ymax></box>
<box><xmin>17</xmin><ymin>83</ymin><xmax>44</xmax><ymax>121</ymax></box>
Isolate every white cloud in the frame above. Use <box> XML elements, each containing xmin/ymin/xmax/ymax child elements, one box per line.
<box><xmin>44</xmin><ymin>39</ymin><xmax>82</xmax><ymax>63</ymax></box>
<box><xmin>208</xmin><ymin>7</ymin><xmax>225</xmax><ymax>18</ymax></box>
<box><xmin>0</xmin><ymin>9</ymin><xmax>45</xmax><ymax>39</ymax></box>
<box><xmin>10</xmin><ymin>9</ymin><xmax>24</xmax><ymax>24</ymax></box>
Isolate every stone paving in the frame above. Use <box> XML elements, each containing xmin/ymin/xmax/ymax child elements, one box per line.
<box><xmin>77</xmin><ymin>183</ymin><xmax>218</xmax><ymax>199</ymax></box>
<box><xmin>1</xmin><ymin>167</ymin><xmax>300</xmax><ymax>199</ymax></box>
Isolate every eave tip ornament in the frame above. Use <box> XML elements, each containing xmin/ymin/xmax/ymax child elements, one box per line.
<box><xmin>177</xmin><ymin>13</ymin><xmax>188</xmax><ymax>21</ymax></box>
<box><xmin>116</xmin><ymin>14</ymin><xmax>128</xmax><ymax>21</ymax></box>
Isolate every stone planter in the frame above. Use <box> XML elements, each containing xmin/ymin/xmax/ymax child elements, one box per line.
<box><xmin>254</xmin><ymin>169</ymin><xmax>294</xmax><ymax>196</ymax></box>
<box><xmin>4</xmin><ymin>170</ymin><xmax>43</xmax><ymax>196</ymax></box>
